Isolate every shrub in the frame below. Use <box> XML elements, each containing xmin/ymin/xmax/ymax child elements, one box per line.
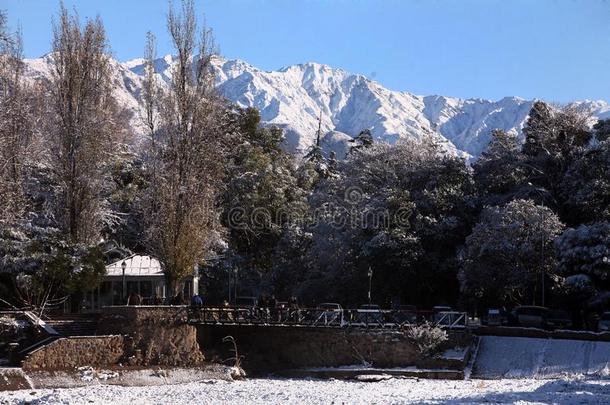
<box><xmin>405</xmin><ymin>322</ymin><xmax>448</xmax><ymax>357</ymax></box>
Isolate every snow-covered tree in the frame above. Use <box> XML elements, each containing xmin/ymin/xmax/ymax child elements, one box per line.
<box><xmin>559</xmin><ymin>142</ymin><xmax>610</xmax><ymax>224</ymax></box>
<box><xmin>522</xmin><ymin>101</ymin><xmax>591</xmax><ymax>159</ymax></box>
<box><xmin>223</xmin><ymin>107</ymin><xmax>309</xmax><ymax>275</ymax></box>
<box><xmin>302</xmin><ymin>136</ymin><xmax>474</xmax><ymax>306</ymax></box>
<box><xmin>521</xmin><ymin>101</ymin><xmax>592</xmax><ymax>196</ymax></box>
<box><xmin>555</xmin><ymin>222</ymin><xmax>610</xmax><ymax>286</ymax></box>
<box><xmin>593</xmin><ymin>119</ymin><xmax>610</xmax><ymax>143</ymax></box>
<box><xmin>349</xmin><ymin>128</ymin><xmax>374</xmax><ymax>154</ymax></box>
<box><xmin>45</xmin><ymin>5</ymin><xmax>129</xmax><ymax>243</ymax></box>
<box><xmin>143</xmin><ymin>0</ymin><xmax>232</xmax><ymax>295</ymax></box>
<box><xmin>460</xmin><ymin>199</ymin><xmax>564</xmax><ymax>305</ymax></box>
<box><xmin>473</xmin><ymin>129</ymin><xmax>528</xmax><ymax>204</ymax></box>
<box><xmin>0</xmin><ymin>12</ymin><xmax>36</xmax><ymax>225</ymax></box>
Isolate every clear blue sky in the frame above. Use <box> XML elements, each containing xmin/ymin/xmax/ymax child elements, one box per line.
<box><xmin>3</xmin><ymin>0</ymin><xmax>610</xmax><ymax>102</ymax></box>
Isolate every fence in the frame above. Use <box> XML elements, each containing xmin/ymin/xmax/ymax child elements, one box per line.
<box><xmin>188</xmin><ymin>306</ymin><xmax>468</xmax><ymax>329</ymax></box>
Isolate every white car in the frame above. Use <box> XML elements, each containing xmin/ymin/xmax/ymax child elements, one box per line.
<box><xmin>598</xmin><ymin>312</ymin><xmax>610</xmax><ymax>332</ymax></box>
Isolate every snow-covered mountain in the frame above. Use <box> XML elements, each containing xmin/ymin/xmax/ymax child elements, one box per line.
<box><xmin>23</xmin><ymin>54</ymin><xmax>610</xmax><ymax>158</ymax></box>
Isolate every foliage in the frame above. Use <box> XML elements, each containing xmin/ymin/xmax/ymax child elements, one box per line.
<box><xmin>555</xmin><ymin>222</ymin><xmax>610</xmax><ymax>286</ymax></box>
<box><xmin>223</xmin><ymin>107</ymin><xmax>309</xmax><ymax>276</ymax></box>
<box><xmin>459</xmin><ymin>199</ymin><xmax>564</xmax><ymax>305</ymax></box>
<box><xmin>521</xmin><ymin>101</ymin><xmax>592</xmax><ymax>197</ymax></box>
<box><xmin>473</xmin><ymin>129</ymin><xmax>528</xmax><ymax>204</ymax></box>
<box><xmin>559</xmin><ymin>142</ymin><xmax>610</xmax><ymax>224</ymax></box>
<box><xmin>301</xmin><ymin>137</ymin><xmax>475</xmax><ymax>306</ymax></box>
<box><xmin>404</xmin><ymin>322</ymin><xmax>448</xmax><ymax>357</ymax></box>
<box><xmin>45</xmin><ymin>5</ymin><xmax>129</xmax><ymax>243</ymax></box>
<box><xmin>142</xmin><ymin>0</ymin><xmax>231</xmax><ymax>294</ymax></box>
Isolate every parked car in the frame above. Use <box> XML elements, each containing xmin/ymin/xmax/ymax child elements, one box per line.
<box><xmin>235</xmin><ymin>296</ymin><xmax>258</xmax><ymax>308</ymax></box>
<box><xmin>482</xmin><ymin>308</ymin><xmax>508</xmax><ymax>326</ymax></box>
<box><xmin>598</xmin><ymin>312</ymin><xmax>610</xmax><ymax>332</ymax></box>
<box><xmin>546</xmin><ymin>309</ymin><xmax>572</xmax><ymax>330</ymax></box>
<box><xmin>357</xmin><ymin>304</ymin><xmax>384</xmax><ymax>324</ymax></box>
<box><xmin>512</xmin><ymin>306</ymin><xmax>549</xmax><ymax>328</ymax></box>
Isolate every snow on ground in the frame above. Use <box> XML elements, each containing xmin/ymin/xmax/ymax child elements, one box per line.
<box><xmin>1</xmin><ymin>377</ymin><xmax>610</xmax><ymax>404</ymax></box>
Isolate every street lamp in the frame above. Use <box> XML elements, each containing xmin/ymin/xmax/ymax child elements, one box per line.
<box><xmin>121</xmin><ymin>260</ymin><xmax>127</xmax><ymax>303</ymax></box>
<box><xmin>367</xmin><ymin>267</ymin><xmax>373</xmax><ymax>305</ymax></box>
<box><xmin>233</xmin><ymin>267</ymin><xmax>239</xmax><ymax>304</ymax></box>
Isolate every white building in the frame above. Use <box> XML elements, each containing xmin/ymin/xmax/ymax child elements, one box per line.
<box><xmin>82</xmin><ymin>255</ymin><xmax>199</xmax><ymax>310</ymax></box>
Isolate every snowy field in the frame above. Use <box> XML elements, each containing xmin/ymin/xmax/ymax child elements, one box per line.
<box><xmin>1</xmin><ymin>377</ymin><xmax>610</xmax><ymax>404</ymax></box>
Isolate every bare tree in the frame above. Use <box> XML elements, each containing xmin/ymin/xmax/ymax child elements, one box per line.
<box><xmin>0</xmin><ymin>12</ymin><xmax>35</xmax><ymax>224</ymax></box>
<box><xmin>142</xmin><ymin>30</ymin><xmax>158</xmax><ymax>143</ymax></box>
<box><xmin>45</xmin><ymin>5</ymin><xmax>128</xmax><ymax>243</ymax></box>
<box><xmin>145</xmin><ymin>0</ymin><xmax>229</xmax><ymax>295</ymax></box>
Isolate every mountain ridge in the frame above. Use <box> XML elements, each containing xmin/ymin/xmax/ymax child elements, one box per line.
<box><xmin>22</xmin><ymin>54</ymin><xmax>610</xmax><ymax>158</ymax></box>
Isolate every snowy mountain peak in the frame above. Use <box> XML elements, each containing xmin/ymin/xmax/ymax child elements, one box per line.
<box><xmin>22</xmin><ymin>54</ymin><xmax>610</xmax><ymax>158</ymax></box>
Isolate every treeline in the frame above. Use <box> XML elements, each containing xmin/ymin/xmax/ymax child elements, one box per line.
<box><xmin>0</xmin><ymin>2</ymin><xmax>234</xmax><ymax>309</ymax></box>
<box><xmin>1</xmin><ymin>2</ymin><xmax>609</xmax><ymax>316</ymax></box>
<box><xmin>216</xmin><ymin>104</ymin><xmax>610</xmax><ymax>317</ymax></box>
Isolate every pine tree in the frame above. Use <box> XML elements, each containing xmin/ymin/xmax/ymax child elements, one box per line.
<box><xmin>349</xmin><ymin>128</ymin><xmax>374</xmax><ymax>154</ymax></box>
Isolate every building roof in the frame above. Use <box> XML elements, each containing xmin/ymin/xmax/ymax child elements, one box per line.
<box><xmin>105</xmin><ymin>255</ymin><xmax>165</xmax><ymax>277</ymax></box>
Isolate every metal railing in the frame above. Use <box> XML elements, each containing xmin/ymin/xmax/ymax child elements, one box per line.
<box><xmin>188</xmin><ymin>307</ymin><xmax>468</xmax><ymax>329</ymax></box>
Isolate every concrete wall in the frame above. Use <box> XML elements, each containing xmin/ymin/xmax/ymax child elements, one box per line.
<box><xmin>97</xmin><ymin>306</ymin><xmax>204</xmax><ymax>367</ymax></box>
<box><xmin>22</xmin><ymin>336</ymin><xmax>123</xmax><ymax>371</ymax></box>
<box><xmin>198</xmin><ymin>325</ymin><xmax>470</xmax><ymax>373</ymax></box>
<box><xmin>473</xmin><ymin>335</ymin><xmax>610</xmax><ymax>378</ymax></box>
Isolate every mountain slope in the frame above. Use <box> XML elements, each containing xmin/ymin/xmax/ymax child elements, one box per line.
<box><xmin>23</xmin><ymin>54</ymin><xmax>610</xmax><ymax>158</ymax></box>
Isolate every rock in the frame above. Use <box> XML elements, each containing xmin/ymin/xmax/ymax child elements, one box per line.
<box><xmin>354</xmin><ymin>374</ymin><xmax>393</xmax><ymax>382</ymax></box>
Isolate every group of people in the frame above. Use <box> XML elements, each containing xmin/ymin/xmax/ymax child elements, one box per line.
<box><xmin>123</xmin><ymin>292</ymin><xmax>190</xmax><ymax>306</ymax></box>
<box><xmin>255</xmin><ymin>295</ymin><xmax>300</xmax><ymax>322</ymax></box>
<box><xmin>258</xmin><ymin>295</ymin><xmax>299</xmax><ymax>310</ymax></box>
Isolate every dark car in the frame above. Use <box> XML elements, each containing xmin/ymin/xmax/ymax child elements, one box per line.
<box><xmin>482</xmin><ymin>308</ymin><xmax>509</xmax><ymax>326</ymax></box>
<box><xmin>512</xmin><ymin>306</ymin><xmax>549</xmax><ymax>329</ymax></box>
<box><xmin>598</xmin><ymin>312</ymin><xmax>610</xmax><ymax>332</ymax></box>
<box><xmin>393</xmin><ymin>305</ymin><xmax>418</xmax><ymax>324</ymax></box>
<box><xmin>235</xmin><ymin>296</ymin><xmax>258</xmax><ymax>308</ymax></box>
<box><xmin>546</xmin><ymin>309</ymin><xmax>572</xmax><ymax>330</ymax></box>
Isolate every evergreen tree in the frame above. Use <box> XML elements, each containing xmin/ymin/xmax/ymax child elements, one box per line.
<box><xmin>222</xmin><ymin>107</ymin><xmax>309</xmax><ymax>290</ymax></box>
<box><xmin>349</xmin><ymin>128</ymin><xmax>374</xmax><ymax>154</ymax></box>
<box><xmin>555</xmin><ymin>222</ymin><xmax>610</xmax><ymax>290</ymax></box>
<box><xmin>521</xmin><ymin>101</ymin><xmax>591</xmax><ymax>197</ymax></box>
<box><xmin>593</xmin><ymin>119</ymin><xmax>610</xmax><ymax>143</ymax></box>
<box><xmin>460</xmin><ymin>199</ymin><xmax>564</xmax><ymax>306</ymax></box>
<box><xmin>473</xmin><ymin>129</ymin><xmax>528</xmax><ymax>204</ymax></box>
<box><xmin>559</xmin><ymin>141</ymin><xmax>610</xmax><ymax>224</ymax></box>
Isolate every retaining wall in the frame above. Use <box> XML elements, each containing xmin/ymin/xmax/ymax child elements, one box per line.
<box><xmin>198</xmin><ymin>324</ymin><xmax>470</xmax><ymax>373</ymax></box>
<box><xmin>22</xmin><ymin>336</ymin><xmax>123</xmax><ymax>371</ymax></box>
<box><xmin>97</xmin><ymin>306</ymin><xmax>204</xmax><ymax>367</ymax></box>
